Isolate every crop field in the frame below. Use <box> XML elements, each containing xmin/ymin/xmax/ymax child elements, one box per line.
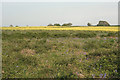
<box><xmin>1</xmin><ymin>26</ymin><xmax>118</xmax><ymax>32</ymax></box>
<box><xmin>1</xmin><ymin>27</ymin><xmax>119</xmax><ymax>78</ymax></box>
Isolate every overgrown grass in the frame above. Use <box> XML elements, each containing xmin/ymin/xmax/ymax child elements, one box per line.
<box><xmin>2</xmin><ymin>30</ymin><xmax>119</xmax><ymax>78</ymax></box>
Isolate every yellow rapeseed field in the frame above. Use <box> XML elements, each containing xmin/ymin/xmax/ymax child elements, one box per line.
<box><xmin>1</xmin><ymin>26</ymin><xmax>118</xmax><ymax>32</ymax></box>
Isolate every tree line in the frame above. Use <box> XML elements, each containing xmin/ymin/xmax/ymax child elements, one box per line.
<box><xmin>9</xmin><ymin>21</ymin><xmax>112</xmax><ymax>27</ymax></box>
<box><xmin>48</xmin><ymin>23</ymin><xmax>72</xmax><ymax>26</ymax></box>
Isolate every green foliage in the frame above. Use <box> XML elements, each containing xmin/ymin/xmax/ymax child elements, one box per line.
<box><xmin>100</xmin><ymin>32</ymin><xmax>118</xmax><ymax>37</ymax></box>
<box><xmin>15</xmin><ymin>25</ymin><xmax>19</xmax><ymax>27</ymax></box>
<box><xmin>52</xmin><ymin>33</ymin><xmax>70</xmax><ymax>38</ymax></box>
<box><xmin>48</xmin><ymin>24</ymin><xmax>53</xmax><ymax>26</ymax></box>
<box><xmin>62</xmin><ymin>23</ymin><xmax>72</xmax><ymax>26</ymax></box>
<box><xmin>86</xmin><ymin>48</ymin><xmax>118</xmax><ymax>78</ymax></box>
<box><xmin>87</xmin><ymin>23</ymin><xmax>92</xmax><ymax>26</ymax></box>
<box><xmin>97</xmin><ymin>21</ymin><xmax>110</xmax><ymax>26</ymax></box>
<box><xmin>74</xmin><ymin>32</ymin><xmax>96</xmax><ymax>38</ymax></box>
<box><xmin>83</xmin><ymin>40</ymin><xmax>99</xmax><ymax>51</ymax></box>
<box><xmin>9</xmin><ymin>25</ymin><xmax>14</xmax><ymax>27</ymax></box>
<box><xmin>54</xmin><ymin>23</ymin><xmax>61</xmax><ymax>26</ymax></box>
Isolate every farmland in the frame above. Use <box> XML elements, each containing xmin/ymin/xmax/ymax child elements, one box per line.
<box><xmin>1</xmin><ymin>26</ymin><xmax>118</xmax><ymax>32</ymax></box>
<box><xmin>1</xmin><ymin>26</ymin><xmax>119</xmax><ymax>78</ymax></box>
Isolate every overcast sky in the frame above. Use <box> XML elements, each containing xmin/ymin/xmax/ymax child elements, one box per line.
<box><xmin>1</xmin><ymin>0</ymin><xmax>119</xmax><ymax>26</ymax></box>
<box><xmin>1</xmin><ymin>0</ymin><xmax>119</xmax><ymax>2</ymax></box>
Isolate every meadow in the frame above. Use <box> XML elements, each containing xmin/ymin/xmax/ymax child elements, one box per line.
<box><xmin>1</xmin><ymin>26</ymin><xmax>119</xmax><ymax>78</ymax></box>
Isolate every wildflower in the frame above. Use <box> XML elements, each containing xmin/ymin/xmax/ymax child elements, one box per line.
<box><xmin>92</xmin><ymin>74</ymin><xmax>95</xmax><ymax>78</ymax></box>
<box><xmin>99</xmin><ymin>74</ymin><xmax>103</xmax><ymax>78</ymax></box>
<box><xmin>76</xmin><ymin>72</ymin><xmax>79</xmax><ymax>75</ymax></box>
<box><xmin>80</xmin><ymin>59</ymin><xmax>82</xmax><ymax>62</ymax></box>
<box><xmin>66</xmin><ymin>50</ymin><xmax>69</xmax><ymax>52</ymax></box>
<box><xmin>116</xmin><ymin>37</ymin><xmax>118</xmax><ymax>39</ymax></box>
<box><xmin>83</xmin><ymin>52</ymin><xmax>86</xmax><ymax>55</ymax></box>
<box><xmin>103</xmin><ymin>73</ymin><xmax>106</xmax><ymax>78</ymax></box>
<box><xmin>115</xmin><ymin>70</ymin><xmax>117</xmax><ymax>73</ymax></box>
<box><xmin>104</xmin><ymin>37</ymin><xmax>107</xmax><ymax>40</ymax></box>
<box><xmin>16</xmin><ymin>66</ymin><xmax>19</xmax><ymax>67</ymax></box>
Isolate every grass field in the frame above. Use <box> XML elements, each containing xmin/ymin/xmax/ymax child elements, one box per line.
<box><xmin>1</xmin><ymin>26</ymin><xmax>119</xmax><ymax>78</ymax></box>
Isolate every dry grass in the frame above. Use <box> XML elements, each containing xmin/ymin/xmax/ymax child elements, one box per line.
<box><xmin>20</xmin><ymin>48</ymin><xmax>36</xmax><ymax>56</ymax></box>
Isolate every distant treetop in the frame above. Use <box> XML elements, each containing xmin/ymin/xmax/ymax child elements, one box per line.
<box><xmin>97</xmin><ymin>21</ymin><xmax>110</xmax><ymax>26</ymax></box>
<box><xmin>54</xmin><ymin>23</ymin><xmax>61</xmax><ymax>26</ymax></box>
<box><xmin>87</xmin><ymin>23</ymin><xmax>92</xmax><ymax>26</ymax></box>
<box><xmin>9</xmin><ymin>25</ymin><xmax>13</xmax><ymax>27</ymax></box>
<box><xmin>48</xmin><ymin>24</ymin><xmax>53</xmax><ymax>26</ymax></box>
<box><xmin>15</xmin><ymin>25</ymin><xmax>19</xmax><ymax>27</ymax></box>
<box><xmin>62</xmin><ymin>23</ymin><xmax>72</xmax><ymax>26</ymax></box>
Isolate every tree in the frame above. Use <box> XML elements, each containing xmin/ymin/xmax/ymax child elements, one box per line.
<box><xmin>87</xmin><ymin>23</ymin><xmax>92</xmax><ymax>26</ymax></box>
<box><xmin>67</xmin><ymin>23</ymin><xmax>72</xmax><ymax>26</ymax></box>
<box><xmin>97</xmin><ymin>21</ymin><xmax>110</xmax><ymax>26</ymax></box>
<box><xmin>9</xmin><ymin>25</ymin><xmax>13</xmax><ymax>27</ymax></box>
<box><xmin>62</xmin><ymin>23</ymin><xmax>67</xmax><ymax>26</ymax></box>
<box><xmin>54</xmin><ymin>23</ymin><xmax>61</xmax><ymax>26</ymax></box>
<box><xmin>62</xmin><ymin>23</ymin><xmax>72</xmax><ymax>26</ymax></box>
<box><xmin>15</xmin><ymin>25</ymin><xmax>19</xmax><ymax>27</ymax></box>
<box><xmin>48</xmin><ymin>24</ymin><xmax>53</xmax><ymax>26</ymax></box>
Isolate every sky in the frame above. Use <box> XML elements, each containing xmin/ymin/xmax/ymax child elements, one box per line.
<box><xmin>1</xmin><ymin>0</ymin><xmax>119</xmax><ymax>26</ymax></box>
<box><xmin>1</xmin><ymin>0</ymin><xmax>120</xmax><ymax>2</ymax></box>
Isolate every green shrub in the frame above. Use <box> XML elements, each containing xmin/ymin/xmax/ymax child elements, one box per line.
<box><xmin>38</xmin><ymin>32</ymin><xmax>50</xmax><ymax>38</ymax></box>
<box><xmin>100</xmin><ymin>32</ymin><xmax>118</xmax><ymax>37</ymax></box>
<box><xmin>52</xmin><ymin>33</ymin><xmax>70</xmax><ymax>38</ymax></box>
<box><xmin>74</xmin><ymin>32</ymin><xmax>96</xmax><ymax>38</ymax></box>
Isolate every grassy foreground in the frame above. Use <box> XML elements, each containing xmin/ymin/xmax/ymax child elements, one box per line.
<box><xmin>2</xmin><ymin>30</ymin><xmax>119</xmax><ymax>78</ymax></box>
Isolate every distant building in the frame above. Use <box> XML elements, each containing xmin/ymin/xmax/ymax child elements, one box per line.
<box><xmin>97</xmin><ymin>21</ymin><xmax>110</xmax><ymax>26</ymax></box>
